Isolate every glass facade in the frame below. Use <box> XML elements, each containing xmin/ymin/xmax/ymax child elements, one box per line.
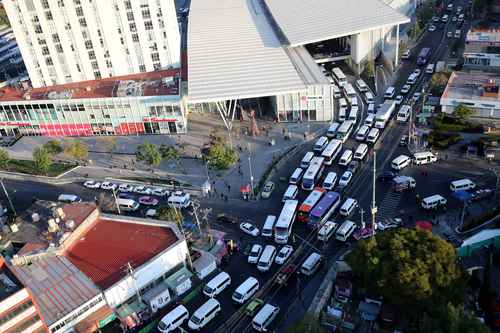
<box><xmin>0</xmin><ymin>96</ymin><xmax>186</xmax><ymax>137</ymax></box>
<box><xmin>275</xmin><ymin>85</ymin><xmax>335</xmax><ymax>122</ymax></box>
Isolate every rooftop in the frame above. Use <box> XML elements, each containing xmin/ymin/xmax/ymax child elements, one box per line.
<box><xmin>466</xmin><ymin>26</ymin><xmax>500</xmax><ymax>44</ymax></box>
<box><xmin>63</xmin><ymin>215</ymin><xmax>178</xmax><ymax>289</ymax></box>
<box><xmin>0</xmin><ymin>69</ymin><xmax>180</xmax><ymax>103</ymax></box>
<box><xmin>442</xmin><ymin>71</ymin><xmax>500</xmax><ymax>101</ymax></box>
<box><xmin>11</xmin><ymin>255</ymin><xmax>101</xmax><ymax>326</ymax></box>
<box><xmin>464</xmin><ymin>42</ymin><xmax>500</xmax><ymax>54</ymax></box>
<box><xmin>263</xmin><ymin>0</ymin><xmax>409</xmax><ymax>47</ymax></box>
<box><xmin>0</xmin><ymin>257</ymin><xmax>22</xmax><ymax>300</ymax></box>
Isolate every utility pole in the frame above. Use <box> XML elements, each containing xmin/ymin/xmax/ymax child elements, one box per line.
<box><xmin>111</xmin><ymin>188</ymin><xmax>121</xmax><ymax>215</ymax></box>
<box><xmin>360</xmin><ymin>207</ymin><xmax>365</xmax><ymax>229</ymax></box>
<box><xmin>459</xmin><ymin>200</ymin><xmax>468</xmax><ymax>230</ymax></box>
<box><xmin>174</xmin><ymin>205</ymin><xmax>193</xmax><ymax>269</ymax></box>
<box><xmin>0</xmin><ymin>179</ymin><xmax>17</xmax><ymax>216</ymax></box>
<box><xmin>190</xmin><ymin>199</ymin><xmax>203</xmax><ymax>235</ymax></box>
<box><xmin>247</xmin><ymin>142</ymin><xmax>254</xmax><ymax>199</ymax></box>
<box><xmin>125</xmin><ymin>262</ymin><xmax>142</xmax><ymax>303</ymax></box>
<box><xmin>371</xmin><ymin>151</ymin><xmax>378</xmax><ymax>231</ymax></box>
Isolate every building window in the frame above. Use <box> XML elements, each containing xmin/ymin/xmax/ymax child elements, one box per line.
<box><xmin>88</xmin><ymin>51</ymin><xmax>96</xmax><ymax>60</ymax></box>
<box><xmin>144</xmin><ymin>21</ymin><xmax>153</xmax><ymax>31</ymax></box>
<box><xmin>151</xmin><ymin>53</ymin><xmax>159</xmax><ymax>62</ymax></box>
<box><xmin>52</xmin><ymin>34</ymin><xmax>60</xmax><ymax>43</ymax></box>
<box><xmin>46</xmin><ymin>57</ymin><xmax>53</xmax><ymax>65</ymax></box>
<box><xmin>142</xmin><ymin>10</ymin><xmax>151</xmax><ymax>19</ymax></box>
<box><xmin>55</xmin><ymin>44</ymin><xmax>63</xmax><ymax>53</ymax></box>
<box><xmin>139</xmin><ymin>64</ymin><xmax>146</xmax><ymax>72</ymax></box>
<box><xmin>94</xmin><ymin>71</ymin><xmax>102</xmax><ymax>79</ymax></box>
<box><xmin>132</xmin><ymin>34</ymin><xmax>139</xmax><ymax>42</ymax></box>
<box><xmin>34</xmin><ymin>25</ymin><xmax>43</xmax><ymax>34</ymax></box>
<box><xmin>42</xmin><ymin>46</ymin><xmax>50</xmax><ymax>55</ymax></box>
<box><xmin>45</xmin><ymin>11</ymin><xmax>53</xmax><ymax>20</ymax></box>
<box><xmin>153</xmin><ymin>63</ymin><xmax>161</xmax><ymax>71</ymax></box>
<box><xmin>79</xmin><ymin>18</ymin><xmax>87</xmax><ymax>27</ymax></box>
<box><xmin>41</xmin><ymin>0</ymin><xmax>50</xmax><ymax>9</ymax></box>
<box><xmin>91</xmin><ymin>61</ymin><xmax>99</xmax><ymax>70</ymax></box>
<box><xmin>76</xmin><ymin>6</ymin><xmax>84</xmax><ymax>17</ymax></box>
<box><xmin>127</xmin><ymin>12</ymin><xmax>135</xmax><ymax>21</ymax></box>
<box><xmin>129</xmin><ymin>23</ymin><xmax>137</xmax><ymax>32</ymax></box>
<box><xmin>125</xmin><ymin>1</ymin><xmax>132</xmax><ymax>10</ymax></box>
<box><xmin>85</xmin><ymin>40</ymin><xmax>93</xmax><ymax>50</ymax></box>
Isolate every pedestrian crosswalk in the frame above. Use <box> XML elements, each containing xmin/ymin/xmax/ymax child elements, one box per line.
<box><xmin>376</xmin><ymin>191</ymin><xmax>402</xmax><ymax>223</ymax></box>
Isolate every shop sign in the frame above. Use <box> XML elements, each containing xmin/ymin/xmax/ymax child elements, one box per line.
<box><xmin>98</xmin><ymin>313</ymin><xmax>116</xmax><ymax>328</ymax></box>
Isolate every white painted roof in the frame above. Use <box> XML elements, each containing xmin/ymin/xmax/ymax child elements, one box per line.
<box><xmin>188</xmin><ymin>0</ymin><xmax>307</xmax><ymax>103</ymax></box>
<box><xmin>263</xmin><ymin>0</ymin><xmax>410</xmax><ymax>46</ymax></box>
<box><xmin>461</xmin><ymin>229</ymin><xmax>500</xmax><ymax>247</ymax></box>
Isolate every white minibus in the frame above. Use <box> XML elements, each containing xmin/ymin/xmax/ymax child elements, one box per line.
<box><xmin>356</xmin><ymin>79</ymin><xmax>368</xmax><ymax>92</ymax></box>
<box><xmin>340</xmin><ymin>198</ymin><xmax>358</xmax><ymax>217</ymax></box>
<box><xmin>322</xmin><ymin>172</ymin><xmax>337</xmax><ymax>190</ymax></box>
<box><xmin>232</xmin><ymin>277</ymin><xmax>259</xmax><ymax>304</ymax></box>
<box><xmin>348</xmin><ymin>106</ymin><xmax>358</xmax><ymax>122</ymax></box>
<box><xmin>158</xmin><ymin>305</ymin><xmax>189</xmax><ymax>333</ymax></box>
<box><xmin>167</xmin><ymin>191</ymin><xmax>191</xmax><ymax>208</ymax></box>
<box><xmin>332</xmin><ymin>84</ymin><xmax>342</xmax><ymax>98</ymax></box>
<box><xmin>366</xmin><ymin>128</ymin><xmax>380</xmax><ymax>144</ymax></box>
<box><xmin>314</xmin><ymin>136</ymin><xmax>329</xmax><ymax>154</ymax></box>
<box><xmin>318</xmin><ymin>221</ymin><xmax>338</xmax><ymax>242</ymax></box>
<box><xmin>336</xmin><ymin>121</ymin><xmax>354</xmax><ymax>143</ymax></box>
<box><xmin>406</xmin><ymin>73</ymin><xmax>418</xmax><ymax>85</ymax></box>
<box><xmin>364</xmin><ymin>113</ymin><xmax>375</xmax><ymax>126</ymax></box>
<box><xmin>252</xmin><ymin>304</ymin><xmax>280</xmax><ymax>332</ymax></box>
<box><xmin>384</xmin><ymin>86</ymin><xmax>396</xmax><ymax>99</ymax></box>
<box><xmin>413</xmin><ymin>151</ymin><xmax>437</xmax><ymax>165</ymax></box>
<box><xmin>117</xmin><ymin>198</ymin><xmax>140</xmax><ymax>211</ymax></box>
<box><xmin>338</xmin><ymin>98</ymin><xmax>348</xmax><ymax>110</ymax></box>
<box><xmin>257</xmin><ymin>245</ymin><xmax>277</xmax><ymax>272</ymax></box>
<box><xmin>300</xmin><ymin>151</ymin><xmax>314</xmax><ymax>169</ymax></box>
<box><xmin>338</xmin><ymin>149</ymin><xmax>353</xmax><ymax>166</ymax></box>
<box><xmin>421</xmin><ymin>195</ymin><xmax>447</xmax><ymax>209</ymax></box>
<box><xmin>282</xmin><ymin>185</ymin><xmax>298</xmax><ymax>202</ymax></box>
<box><xmin>301</xmin><ymin>253</ymin><xmax>322</xmax><ymax>276</ymax></box>
<box><xmin>336</xmin><ymin>220</ymin><xmax>357</xmax><ymax>241</ymax></box>
<box><xmin>343</xmin><ymin>83</ymin><xmax>356</xmax><ymax>100</ymax></box>
<box><xmin>289</xmin><ymin>168</ymin><xmax>304</xmax><ymax>185</ymax></box>
<box><xmin>188</xmin><ymin>298</ymin><xmax>221</xmax><ymax>330</ymax></box>
<box><xmin>367</xmin><ymin>103</ymin><xmax>375</xmax><ymax>114</ymax></box>
<box><xmin>354</xmin><ymin>143</ymin><xmax>368</xmax><ymax>160</ymax></box>
<box><xmin>355</xmin><ymin>125</ymin><xmax>370</xmax><ymax>141</ymax></box>
<box><xmin>351</xmin><ymin>96</ymin><xmax>358</xmax><ymax>107</ymax></box>
<box><xmin>326</xmin><ymin>122</ymin><xmax>340</xmax><ymax>138</ymax></box>
<box><xmin>450</xmin><ymin>179</ymin><xmax>476</xmax><ymax>192</ymax></box>
<box><xmin>397</xmin><ymin>105</ymin><xmax>411</xmax><ymax>122</ymax></box>
<box><xmin>203</xmin><ymin>272</ymin><xmax>231</xmax><ymax>298</ymax></box>
<box><xmin>321</xmin><ymin>139</ymin><xmax>342</xmax><ymax>165</ymax></box>
<box><xmin>262</xmin><ymin>215</ymin><xmax>277</xmax><ymax>237</ymax></box>
<box><xmin>391</xmin><ymin>155</ymin><xmax>411</xmax><ymax>170</ymax></box>
<box><xmin>332</xmin><ymin>67</ymin><xmax>347</xmax><ymax>86</ymax></box>
<box><xmin>365</xmin><ymin>91</ymin><xmax>374</xmax><ymax>104</ymax></box>
<box><xmin>58</xmin><ymin>194</ymin><xmax>82</xmax><ymax>203</ymax></box>
<box><xmin>339</xmin><ymin>108</ymin><xmax>347</xmax><ymax>122</ymax></box>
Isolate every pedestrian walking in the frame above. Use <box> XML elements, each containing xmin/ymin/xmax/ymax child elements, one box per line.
<box><xmin>224</xmin><ymin>195</ymin><xmax>228</xmax><ymax>202</ymax></box>
<box><xmin>227</xmin><ymin>184</ymin><xmax>231</xmax><ymax>192</ymax></box>
<box><xmin>220</xmin><ymin>193</ymin><xmax>224</xmax><ymax>199</ymax></box>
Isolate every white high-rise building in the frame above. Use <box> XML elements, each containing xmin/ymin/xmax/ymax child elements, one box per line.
<box><xmin>4</xmin><ymin>0</ymin><xmax>180</xmax><ymax>88</ymax></box>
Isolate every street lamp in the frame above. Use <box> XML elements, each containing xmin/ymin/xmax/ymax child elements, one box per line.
<box><xmin>0</xmin><ymin>179</ymin><xmax>17</xmax><ymax>216</ymax></box>
<box><xmin>247</xmin><ymin>142</ymin><xmax>255</xmax><ymax>199</ymax></box>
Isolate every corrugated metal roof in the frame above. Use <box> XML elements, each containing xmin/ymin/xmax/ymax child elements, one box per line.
<box><xmin>263</xmin><ymin>0</ymin><xmax>410</xmax><ymax>46</ymax></box>
<box><xmin>188</xmin><ymin>0</ymin><xmax>307</xmax><ymax>103</ymax></box>
<box><xmin>286</xmin><ymin>46</ymin><xmax>330</xmax><ymax>85</ymax></box>
<box><xmin>11</xmin><ymin>255</ymin><xmax>100</xmax><ymax>326</ymax></box>
<box><xmin>461</xmin><ymin>229</ymin><xmax>500</xmax><ymax>247</ymax></box>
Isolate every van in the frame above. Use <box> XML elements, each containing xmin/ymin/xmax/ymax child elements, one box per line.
<box><xmin>426</xmin><ymin>63</ymin><xmax>434</xmax><ymax>74</ymax></box>
<box><xmin>365</xmin><ymin>91</ymin><xmax>374</xmax><ymax>104</ymax></box>
<box><xmin>314</xmin><ymin>136</ymin><xmax>329</xmax><ymax>154</ymax></box>
<box><xmin>364</xmin><ymin>113</ymin><xmax>375</xmax><ymax>126</ymax></box>
<box><xmin>339</xmin><ymin>149</ymin><xmax>353</xmax><ymax>166</ymax></box>
<box><xmin>351</xmin><ymin>97</ymin><xmax>358</xmax><ymax>107</ymax></box>
<box><xmin>257</xmin><ymin>245</ymin><xmax>277</xmax><ymax>272</ymax></box>
<box><xmin>332</xmin><ymin>84</ymin><xmax>341</xmax><ymax>98</ymax></box>
<box><xmin>326</xmin><ymin>122</ymin><xmax>340</xmax><ymax>138</ymax></box>
<box><xmin>318</xmin><ymin>221</ymin><xmax>338</xmax><ymax>241</ymax></box>
<box><xmin>454</xmin><ymin>29</ymin><xmax>461</xmax><ymax>38</ymax></box>
<box><xmin>203</xmin><ymin>272</ymin><xmax>231</xmax><ymax>298</ymax></box>
<box><xmin>339</xmin><ymin>107</ymin><xmax>347</xmax><ymax>122</ymax></box>
<box><xmin>406</xmin><ymin>73</ymin><xmax>418</xmax><ymax>85</ymax></box>
<box><xmin>340</xmin><ymin>198</ymin><xmax>358</xmax><ymax>217</ymax></box>
<box><xmin>391</xmin><ymin>154</ymin><xmax>411</xmax><ymax>170</ymax></box>
<box><xmin>355</xmin><ymin>125</ymin><xmax>370</xmax><ymax>141</ymax></box>
<box><xmin>450</xmin><ymin>179</ymin><xmax>476</xmax><ymax>192</ymax></box>
<box><xmin>384</xmin><ymin>86</ymin><xmax>395</xmax><ymax>99</ymax></box>
<box><xmin>367</xmin><ymin>103</ymin><xmax>375</xmax><ymax>114</ymax></box>
<box><xmin>232</xmin><ymin>277</ymin><xmax>259</xmax><ymax>304</ymax></box>
<box><xmin>57</xmin><ymin>194</ymin><xmax>82</xmax><ymax>203</ymax></box>
<box><xmin>396</xmin><ymin>105</ymin><xmax>411</xmax><ymax>122</ymax></box>
<box><xmin>117</xmin><ymin>198</ymin><xmax>140</xmax><ymax>211</ymax></box>
<box><xmin>413</xmin><ymin>151</ymin><xmax>437</xmax><ymax>165</ymax></box>
<box><xmin>348</xmin><ymin>106</ymin><xmax>358</xmax><ymax>122</ymax></box>
<box><xmin>300</xmin><ymin>152</ymin><xmax>314</xmax><ymax>169</ymax></box>
<box><xmin>336</xmin><ymin>220</ymin><xmax>356</xmax><ymax>241</ymax></box>
<box><xmin>421</xmin><ymin>194</ymin><xmax>447</xmax><ymax>209</ymax></box>
<box><xmin>188</xmin><ymin>298</ymin><xmax>221</xmax><ymax>330</ymax></box>
<box><xmin>366</xmin><ymin>128</ymin><xmax>380</xmax><ymax>144</ymax></box>
<box><xmin>252</xmin><ymin>304</ymin><xmax>280</xmax><ymax>332</ymax></box>
<box><xmin>289</xmin><ymin>168</ymin><xmax>304</xmax><ymax>185</ymax></box>
<box><xmin>262</xmin><ymin>215</ymin><xmax>277</xmax><ymax>237</ymax></box>
<box><xmin>282</xmin><ymin>185</ymin><xmax>298</xmax><ymax>202</ymax></box>
<box><xmin>322</xmin><ymin>172</ymin><xmax>338</xmax><ymax>190</ymax></box>
<box><xmin>356</xmin><ymin>79</ymin><xmax>368</xmax><ymax>92</ymax></box>
<box><xmin>301</xmin><ymin>252</ymin><xmax>322</xmax><ymax>276</ymax></box>
<box><xmin>338</xmin><ymin>98</ymin><xmax>348</xmax><ymax>109</ymax></box>
<box><xmin>158</xmin><ymin>305</ymin><xmax>189</xmax><ymax>333</ymax></box>
<box><xmin>167</xmin><ymin>191</ymin><xmax>191</xmax><ymax>208</ymax></box>
<box><xmin>354</xmin><ymin>143</ymin><xmax>368</xmax><ymax>160</ymax></box>
<box><xmin>442</xmin><ymin>14</ymin><xmax>449</xmax><ymax>22</ymax></box>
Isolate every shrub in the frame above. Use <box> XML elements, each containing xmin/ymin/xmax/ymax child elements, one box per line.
<box><xmin>204</xmin><ymin>142</ymin><xmax>238</xmax><ymax>170</ymax></box>
<box><xmin>0</xmin><ymin>149</ymin><xmax>9</xmax><ymax>169</ymax></box>
<box><xmin>43</xmin><ymin>140</ymin><xmax>63</xmax><ymax>155</ymax></box>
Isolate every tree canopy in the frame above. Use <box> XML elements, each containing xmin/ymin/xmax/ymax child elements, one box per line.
<box><xmin>429</xmin><ymin>72</ymin><xmax>451</xmax><ymax>96</ymax></box>
<box><xmin>43</xmin><ymin>140</ymin><xmax>63</xmax><ymax>155</ymax></box>
<box><xmin>453</xmin><ymin>104</ymin><xmax>475</xmax><ymax>121</ymax></box>
<box><xmin>159</xmin><ymin>145</ymin><xmax>180</xmax><ymax>161</ymax></box>
<box><xmin>286</xmin><ymin>314</ymin><xmax>328</xmax><ymax>333</ymax></box>
<box><xmin>204</xmin><ymin>141</ymin><xmax>238</xmax><ymax>170</ymax></box>
<box><xmin>33</xmin><ymin>147</ymin><xmax>52</xmax><ymax>175</ymax></box>
<box><xmin>0</xmin><ymin>149</ymin><xmax>9</xmax><ymax>169</ymax></box>
<box><xmin>64</xmin><ymin>141</ymin><xmax>89</xmax><ymax>161</ymax></box>
<box><xmin>136</xmin><ymin>141</ymin><xmax>162</xmax><ymax>166</ymax></box>
<box><xmin>421</xmin><ymin>303</ymin><xmax>490</xmax><ymax>333</ymax></box>
<box><xmin>157</xmin><ymin>206</ymin><xmax>182</xmax><ymax>224</ymax></box>
<box><xmin>346</xmin><ymin>229</ymin><xmax>466</xmax><ymax>314</ymax></box>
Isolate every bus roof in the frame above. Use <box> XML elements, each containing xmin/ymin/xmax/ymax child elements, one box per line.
<box><xmin>338</xmin><ymin>120</ymin><xmax>354</xmax><ymax>132</ymax></box>
<box><xmin>310</xmin><ymin>191</ymin><xmax>340</xmax><ymax>218</ymax></box>
<box><xmin>299</xmin><ymin>188</ymin><xmax>325</xmax><ymax>212</ymax></box>
<box><xmin>332</xmin><ymin>67</ymin><xmax>346</xmax><ymax>78</ymax></box>
<box><xmin>303</xmin><ymin>158</ymin><xmax>324</xmax><ymax>180</ymax></box>
<box><xmin>275</xmin><ymin>200</ymin><xmax>299</xmax><ymax>228</ymax></box>
<box><xmin>321</xmin><ymin>139</ymin><xmax>342</xmax><ymax>157</ymax></box>
<box><xmin>337</xmin><ymin>220</ymin><xmax>355</xmax><ymax>233</ymax></box>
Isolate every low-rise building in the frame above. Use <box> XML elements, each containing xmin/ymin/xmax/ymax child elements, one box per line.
<box><xmin>440</xmin><ymin>71</ymin><xmax>500</xmax><ymax>128</ymax></box>
<box><xmin>464</xmin><ymin>26</ymin><xmax>500</xmax><ymax>72</ymax></box>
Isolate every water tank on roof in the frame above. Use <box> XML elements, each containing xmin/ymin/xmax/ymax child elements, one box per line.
<box><xmin>65</xmin><ymin>220</ymin><xmax>75</xmax><ymax>229</ymax></box>
<box><xmin>32</xmin><ymin>213</ymin><xmax>40</xmax><ymax>223</ymax></box>
<box><xmin>56</xmin><ymin>207</ymin><xmax>65</xmax><ymax>219</ymax></box>
<box><xmin>48</xmin><ymin>219</ymin><xmax>59</xmax><ymax>233</ymax></box>
<box><xmin>10</xmin><ymin>223</ymin><xmax>19</xmax><ymax>233</ymax></box>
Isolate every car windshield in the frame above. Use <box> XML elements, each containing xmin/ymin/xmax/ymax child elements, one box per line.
<box><xmin>158</xmin><ymin>321</ymin><xmax>167</xmax><ymax>330</ymax></box>
<box><xmin>233</xmin><ymin>291</ymin><xmax>243</xmax><ymax>300</ymax></box>
<box><xmin>248</xmin><ymin>225</ymin><xmax>255</xmax><ymax>231</ymax></box>
<box><xmin>251</xmin><ymin>249</ymin><xmax>260</xmax><ymax>256</ymax></box>
<box><xmin>191</xmin><ymin>316</ymin><xmax>202</xmax><ymax>325</ymax></box>
<box><xmin>277</xmin><ymin>251</ymin><xmax>285</xmax><ymax>258</ymax></box>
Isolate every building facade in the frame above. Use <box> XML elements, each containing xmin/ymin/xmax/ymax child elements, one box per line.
<box><xmin>4</xmin><ymin>0</ymin><xmax>180</xmax><ymax>88</ymax></box>
<box><xmin>464</xmin><ymin>27</ymin><xmax>500</xmax><ymax>72</ymax></box>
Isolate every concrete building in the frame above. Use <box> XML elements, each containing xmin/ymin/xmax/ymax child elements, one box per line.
<box><xmin>464</xmin><ymin>26</ymin><xmax>500</xmax><ymax>72</ymax></box>
<box><xmin>0</xmin><ymin>257</ymin><xmax>47</xmax><ymax>333</ymax></box>
<box><xmin>3</xmin><ymin>0</ymin><xmax>180</xmax><ymax>88</ymax></box>
<box><xmin>0</xmin><ymin>69</ymin><xmax>185</xmax><ymax>137</ymax></box>
<box><xmin>440</xmin><ymin>71</ymin><xmax>500</xmax><ymax>128</ymax></box>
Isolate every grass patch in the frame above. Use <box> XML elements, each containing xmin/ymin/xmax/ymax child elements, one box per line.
<box><xmin>123</xmin><ymin>176</ymin><xmax>192</xmax><ymax>188</ymax></box>
<box><xmin>2</xmin><ymin>159</ymin><xmax>75</xmax><ymax>177</ymax></box>
<box><xmin>427</xmin><ymin>131</ymin><xmax>461</xmax><ymax>150</ymax></box>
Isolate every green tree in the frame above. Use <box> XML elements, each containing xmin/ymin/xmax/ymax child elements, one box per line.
<box><xmin>0</xmin><ymin>149</ymin><xmax>9</xmax><ymax>169</ymax></box>
<box><xmin>64</xmin><ymin>141</ymin><xmax>89</xmax><ymax>161</ymax></box>
<box><xmin>136</xmin><ymin>141</ymin><xmax>162</xmax><ymax>166</ymax></box>
<box><xmin>159</xmin><ymin>144</ymin><xmax>180</xmax><ymax>161</ymax></box>
<box><xmin>363</xmin><ymin>60</ymin><xmax>375</xmax><ymax>78</ymax></box>
<box><xmin>429</xmin><ymin>72</ymin><xmax>451</xmax><ymax>96</ymax></box>
<box><xmin>0</xmin><ymin>8</ymin><xmax>10</xmax><ymax>27</ymax></box>
<box><xmin>157</xmin><ymin>206</ymin><xmax>183</xmax><ymax>224</ymax></box>
<box><xmin>421</xmin><ymin>303</ymin><xmax>490</xmax><ymax>333</ymax></box>
<box><xmin>286</xmin><ymin>314</ymin><xmax>328</xmax><ymax>333</ymax></box>
<box><xmin>346</xmin><ymin>229</ymin><xmax>466</xmax><ymax>316</ymax></box>
<box><xmin>204</xmin><ymin>141</ymin><xmax>238</xmax><ymax>170</ymax></box>
<box><xmin>43</xmin><ymin>140</ymin><xmax>63</xmax><ymax>155</ymax></box>
<box><xmin>33</xmin><ymin>147</ymin><xmax>52</xmax><ymax>175</ymax></box>
<box><xmin>454</xmin><ymin>104</ymin><xmax>474</xmax><ymax>121</ymax></box>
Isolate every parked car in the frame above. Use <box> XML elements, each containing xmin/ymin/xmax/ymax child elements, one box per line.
<box><xmin>399</xmin><ymin>135</ymin><xmax>408</xmax><ymax>146</ymax></box>
<box><xmin>248</xmin><ymin>244</ymin><xmax>263</xmax><ymax>264</ymax></box>
<box><xmin>428</xmin><ymin>24</ymin><xmax>436</xmax><ymax>31</ymax></box>
<box><xmin>83</xmin><ymin>180</ymin><xmax>101</xmax><ymax>189</ymax></box>
<box><xmin>118</xmin><ymin>183</ymin><xmax>134</xmax><ymax>192</ymax></box>
<box><xmin>395</xmin><ymin>95</ymin><xmax>404</xmax><ymax>105</ymax></box>
<box><xmin>151</xmin><ymin>187</ymin><xmax>169</xmax><ymax>197</ymax></box>
<box><xmin>275</xmin><ymin>245</ymin><xmax>293</xmax><ymax>265</ymax></box>
<box><xmin>134</xmin><ymin>185</ymin><xmax>152</xmax><ymax>195</ymax></box>
<box><xmin>377</xmin><ymin>217</ymin><xmax>402</xmax><ymax>231</ymax></box>
<box><xmin>347</xmin><ymin>160</ymin><xmax>360</xmax><ymax>174</ymax></box>
<box><xmin>261</xmin><ymin>181</ymin><xmax>275</xmax><ymax>199</ymax></box>
<box><xmin>413</xmin><ymin>69</ymin><xmax>421</xmax><ymax>77</ymax></box>
<box><xmin>401</xmin><ymin>50</ymin><xmax>411</xmax><ymax>59</ymax></box>
<box><xmin>338</xmin><ymin>171</ymin><xmax>353</xmax><ymax>188</ymax></box>
<box><xmin>100</xmin><ymin>181</ymin><xmax>118</xmax><ymax>191</ymax></box>
<box><xmin>401</xmin><ymin>84</ymin><xmax>411</xmax><ymax>94</ymax></box>
<box><xmin>240</xmin><ymin>222</ymin><xmax>260</xmax><ymax>236</ymax></box>
<box><xmin>412</xmin><ymin>92</ymin><xmax>421</xmax><ymax>102</ymax></box>
<box><xmin>138</xmin><ymin>196</ymin><xmax>159</xmax><ymax>206</ymax></box>
<box><xmin>377</xmin><ymin>171</ymin><xmax>396</xmax><ymax>182</ymax></box>
<box><xmin>118</xmin><ymin>193</ymin><xmax>135</xmax><ymax>200</ymax></box>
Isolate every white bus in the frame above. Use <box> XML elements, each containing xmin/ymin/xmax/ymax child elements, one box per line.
<box><xmin>321</xmin><ymin>139</ymin><xmax>343</xmax><ymax>165</ymax></box>
<box><xmin>302</xmin><ymin>157</ymin><xmax>325</xmax><ymax>190</ymax></box>
<box><xmin>335</xmin><ymin>220</ymin><xmax>357</xmax><ymax>242</ymax></box>
<box><xmin>274</xmin><ymin>200</ymin><xmax>299</xmax><ymax>244</ymax></box>
<box><xmin>343</xmin><ymin>83</ymin><xmax>356</xmax><ymax>101</ymax></box>
<box><xmin>332</xmin><ymin>67</ymin><xmax>347</xmax><ymax>86</ymax></box>
<box><xmin>336</xmin><ymin>120</ymin><xmax>355</xmax><ymax>143</ymax></box>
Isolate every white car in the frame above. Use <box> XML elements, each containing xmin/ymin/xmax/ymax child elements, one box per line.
<box><xmin>428</xmin><ymin>25</ymin><xmax>436</xmax><ymax>32</ymax></box>
<box><xmin>145</xmin><ymin>209</ymin><xmax>158</xmax><ymax>218</ymax></box>
<box><xmin>412</xmin><ymin>92</ymin><xmax>421</xmax><ymax>102</ymax></box>
<box><xmin>261</xmin><ymin>181</ymin><xmax>275</xmax><ymax>199</ymax></box>
<box><xmin>134</xmin><ymin>185</ymin><xmax>152</xmax><ymax>195</ymax></box>
<box><xmin>401</xmin><ymin>50</ymin><xmax>410</xmax><ymax>59</ymax></box>
<box><xmin>240</xmin><ymin>222</ymin><xmax>260</xmax><ymax>237</ymax></box>
<box><xmin>413</xmin><ymin>69</ymin><xmax>421</xmax><ymax>77</ymax></box>
<box><xmin>248</xmin><ymin>244</ymin><xmax>263</xmax><ymax>264</ymax></box>
<box><xmin>118</xmin><ymin>183</ymin><xmax>134</xmax><ymax>192</ymax></box>
<box><xmin>83</xmin><ymin>180</ymin><xmax>101</xmax><ymax>189</ymax></box>
<box><xmin>338</xmin><ymin>171</ymin><xmax>353</xmax><ymax>188</ymax></box>
<box><xmin>432</xmin><ymin>16</ymin><xmax>439</xmax><ymax>22</ymax></box>
<box><xmin>151</xmin><ymin>187</ymin><xmax>169</xmax><ymax>197</ymax></box>
<box><xmin>377</xmin><ymin>218</ymin><xmax>402</xmax><ymax>231</ymax></box>
<box><xmin>275</xmin><ymin>245</ymin><xmax>293</xmax><ymax>265</ymax></box>
<box><xmin>401</xmin><ymin>84</ymin><xmax>411</xmax><ymax>94</ymax></box>
<box><xmin>100</xmin><ymin>181</ymin><xmax>117</xmax><ymax>191</ymax></box>
<box><xmin>395</xmin><ymin>95</ymin><xmax>404</xmax><ymax>105</ymax></box>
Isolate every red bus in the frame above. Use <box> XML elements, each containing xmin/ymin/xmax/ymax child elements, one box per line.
<box><xmin>297</xmin><ymin>188</ymin><xmax>325</xmax><ymax>223</ymax></box>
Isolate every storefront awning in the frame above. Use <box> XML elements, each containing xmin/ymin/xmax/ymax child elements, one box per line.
<box><xmin>164</xmin><ymin>266</ymin><xmax>193</xmax><ymax>290</ymax></box>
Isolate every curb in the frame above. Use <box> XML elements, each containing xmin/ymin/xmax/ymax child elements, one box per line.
<box><xmin>454</xmin><ymin>212</ymin><xmax>500</xmax><ymax>235</ymax></box>
<box><xmin>105</xmin><ymin>177</ymin><xmax>203</xmax><ymax>196</ymax></box>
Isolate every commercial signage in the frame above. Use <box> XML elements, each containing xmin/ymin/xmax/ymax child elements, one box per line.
<box><xmin>98</xmin><ymin>313</ymin><xmax>116</xmax><ymax>328</ymax></box>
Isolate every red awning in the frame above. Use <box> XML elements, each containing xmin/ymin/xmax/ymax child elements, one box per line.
<box><xmin>240</xmin><ymin>184</ymin><xmax>251</xmax><ymax>193</ymax></box>
<box><xmin>416</xmin><ymin>220</ymin><xmax>432</xmax><ymax>232</ymax></box>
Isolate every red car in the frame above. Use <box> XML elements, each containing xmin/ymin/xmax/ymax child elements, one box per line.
<box><xmin>138</xmin><ymin>196</ymin><xmax>159</xmax><ymax>206</ymax></box>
